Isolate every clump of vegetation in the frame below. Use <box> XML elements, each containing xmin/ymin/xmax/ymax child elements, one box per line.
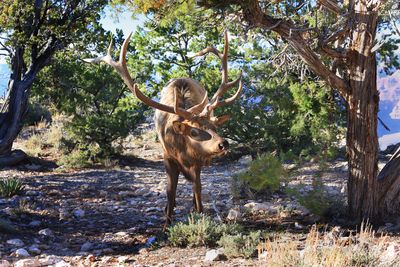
<box><xmin>168</xmin><ymin>213</ymin><xmax>242</xmax><ymax>247</ymax></box>
<box><xmin>23</xmin><ymin>133</ymin><xmax>45</xmax><ymax>157</ymax></box>
<box><xmin>232</xmin><ymin>153</ymin><xmax>287</xmax><ymax>199</ymax></box>
<box><xmin>58</xmin><ymin>147</ymin><xmax>93</xmax><ymax>169</ymax></box>
<box><xmin>23</xmin><ymin>103</ymin><xmax>52</xmax><ymax>126</ymax></box>
<box><xmin>10</xmin><ymin>199</ymin><xmax>36</xmax><ymax>216</ymax></box>
<box><xmin>218</xmin><ymin>231</ymin><xmax>261</xmax><ymax>259</ymax></box>
<box><xmin>0</xmin><ymin>178</ymin><xmax>25</xmax><ymax>198</ymax></box>
<box><xmin>258</xmin><ymin>223</ymin><xmax>392</xmax><ymax>267</ymax></box>
<box><xmin>286</xmin><ymin>161</ymin><xmax>341</xmax><ymax>216</ymax></box>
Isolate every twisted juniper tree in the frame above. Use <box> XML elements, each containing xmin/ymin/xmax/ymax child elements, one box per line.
<box><xmin>0</xmin><ymin>0</ymin><xmax>107</xmax><ymax>165</ymax></box>
<box><xmin>120</xmin><ymin>0</ymin><xmax>400</xmax><ymax>223</ymax></box>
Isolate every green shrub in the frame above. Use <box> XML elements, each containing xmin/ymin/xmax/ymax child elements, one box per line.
<box><xmin>218</xmin><ymin>231</ymin><xmax>261</xmax><ymax>259</ymax></box>
<box><xmin>58</xmin><ymin>147</ymin><xmax>93</xmax><ymax>169</ymax></box>
<box><xmin>232</xmin><ymin>153</ymin><xmax>287</xmax><ymax>199</ymax></box>
<box><xmin>0</xmin><ymin>178</ymin><xmax>25</xmax><ymax>198</ymax></box>
<box><xmin>23</xmin><ymin>103</ymin><xmax>52</xmax><ymax>126</ymax></box>
<box><xmin>168</xmin><ymin>213</ymin><xmax>242</xmax><ymax>247</ymax></box>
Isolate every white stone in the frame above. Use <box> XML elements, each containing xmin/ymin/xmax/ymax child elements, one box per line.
<box><xmin>73</xmin><ymin>209</ymin><xmax>85</xmax><ymax>218</ymax></box>
<box><xmin>226</xmin><ymin>209</ymin><xmax>241</xmax><ymax>221</ymax></box>
<box><xmin>14</xmin><ymin>259</ymin><xmax>40</xmax><ymax>267</ymax></box>
<box><xmin>39</xmin><ymin>255</ymin><xmax>65</xmax><ymax>265</ymax></box>
<box><xmin>0</xmin><ymin>260</ymin><xmax>11</xmax><ymax>267</ymax></box>
<box><xmin>244</xmin><ymin>202</ymin><xmax>278</xmax><ymax>214</ymax></box>
<box><xmin>115</xmin><ymin>231</ymin><xmax>128</xmax><ymax>236</ymax></box>
<box><xmin>204</xmin><ymin>249</ymin><xmax>225</xmax><ymax>262</ymax></box>
<box><xmin>15</xmin><ymin>248</ymin><xmax>30</xmax><ymax>257</ymax></box>
<box><xmin>381</xmin><ymin>242</ymin><xmax>400</xmax><ymax>264</ymax></box>
<box><xmin>258</xmin><ymin>251</ymin><xmax>269</xmax><ymax>260</ymax></box>
<box><xmin>54</xmin><ymin>261</ymin><xmax>72</xmax><ymax>267</ymax></box>
<box><xmin>38</xmin><ymin>228</ymin><xmax>54</xmax><ymax>236</ymax></box>
<box><xmin>145</xmin><ymin>207</ymin><xmax>162</xmax><ymax>213</ymax></box>
<box><xmin>6</xmin><ymin>238</ymin><xmax>25</xmax><ymax>247</ymax></box>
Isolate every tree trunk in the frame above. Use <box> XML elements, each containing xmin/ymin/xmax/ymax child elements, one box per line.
<box><xmin>0</xmin><ymin>77</ymin><xmax>31</xmax><ymax>163</ymax></box>
<box><xmin>346</xmin><ymin>1</ymin><xmax>400</xmax><ymax>223</ymax></box>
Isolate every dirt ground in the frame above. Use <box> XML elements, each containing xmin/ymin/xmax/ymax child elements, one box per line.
<box><xmin>0</xmin><ymin>136</ymin><xmax>398</xmax><ymax>266</ymax></box>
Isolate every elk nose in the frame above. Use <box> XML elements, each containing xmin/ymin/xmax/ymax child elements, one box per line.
<box><xmin>218</xmin><ymin>140</ymin><xmax>229</xmax><ymax>151</ymax></box>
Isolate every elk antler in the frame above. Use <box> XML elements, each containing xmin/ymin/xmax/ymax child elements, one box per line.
<box><xmin>191</xmin><ymin>31</ymin><xmax>243</xmax><ymax>117</ymax></box>
<box><xmin>83</xmin><ymin>33</ymin><xmax>205</xmax><ymax>120</ymax></box>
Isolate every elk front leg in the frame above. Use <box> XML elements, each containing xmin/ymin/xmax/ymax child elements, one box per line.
<box><xmin>191</xmin><ymin>167</ymin><xmax>203</xmax><ymax>213</ymax></box>
<box><xmin>164</xmin><ymin>157</ymin><xmax>179</xmax><ymax>229</ymax></box>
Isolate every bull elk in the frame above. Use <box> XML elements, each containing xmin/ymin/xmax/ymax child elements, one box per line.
<box><xmin>84</xmin><ymin>31</ymin><xmax>242</xmax><ymax>227</ymax></box>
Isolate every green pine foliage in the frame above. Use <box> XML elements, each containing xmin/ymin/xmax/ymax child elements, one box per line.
<box><xmin>32</xmin><ymin>28</ymin><xmax>148</xmax><ymax>159</ymax></box>
<box><xmin>232</xmin><ymin>153</ymin><xmax>286</xmax><ymax>198</ymax></box>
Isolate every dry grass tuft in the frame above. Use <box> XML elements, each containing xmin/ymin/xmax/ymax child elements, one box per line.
<box><xmin>258</xmin><ymin>222</ymin><xmax>398</xmax><ymax>267</ymax></box>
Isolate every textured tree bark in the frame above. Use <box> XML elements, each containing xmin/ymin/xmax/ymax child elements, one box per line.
<box><xmin>0</xmin><ymin>82</ymin><xmax>30</xmax><ymax>156</ymax></box>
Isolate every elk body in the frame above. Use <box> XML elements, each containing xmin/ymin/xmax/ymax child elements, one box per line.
<box><xmin>84</xmin><ymin>31</ymin><xmax>242</xmax><ymax>227</ymax></box>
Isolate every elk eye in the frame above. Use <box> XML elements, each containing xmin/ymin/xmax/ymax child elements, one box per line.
<box><xmin>190</xmin><ymin>128</ymin><xmax>200</xmax><ymax>137</ymax></box>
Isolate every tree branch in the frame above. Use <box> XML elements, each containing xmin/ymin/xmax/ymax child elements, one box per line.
<box><xmin>239</xmin><ymin>0</ymin><xmax>350</xmax><ymax>98</ymax></box>
<box><xmin>318</xmin><ymin>0</ymin><xmax>341</xmax><ymax>15</ymax></box>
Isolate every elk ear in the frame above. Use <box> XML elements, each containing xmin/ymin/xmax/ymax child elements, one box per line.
<box><xmin>212</xmin><ymin>115</ymin><xmax>230</xmax><ymax>126</ymax></box>
<box><xmin>172</xmin><ymin>121</ymin><xmax>187</xmax><ymax>134</ymax></box>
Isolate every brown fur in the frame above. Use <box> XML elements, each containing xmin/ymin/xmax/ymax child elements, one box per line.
<box><xmin>154</xmin><ymin>78</ymin><xmax>228</xmax><ymax>228</ymax></box>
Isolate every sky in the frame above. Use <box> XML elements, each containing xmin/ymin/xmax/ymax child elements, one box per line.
<box><xmin>100</xmin><ymin>6</ymin><xmax>146</xmax><ymax>37</ymax></box>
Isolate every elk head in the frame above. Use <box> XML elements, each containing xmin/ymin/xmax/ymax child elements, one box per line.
<box><xmin>83</xmin><ymin>31</ymin><xmax>242</xmax><ymax>158</ymax></box>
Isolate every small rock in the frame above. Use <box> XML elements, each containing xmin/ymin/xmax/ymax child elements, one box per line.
<box><xmin>29</xmin><ymin>220</ymin><xmax>41</xmax><ymax>227</ymax></box>
<box><xmin>244</xmin><ymin>202</ymin><xmax>278</xmax><ymax>214</ymax></box>
<box><xmin>14</xmin><ymin>259</ymin><xmax>40</xmax><ymax>267</ymax></box>
<box><xmin>145</xmin><ymin>236</ymin><xmax>157</xmax><ymax>247</ymax></box>
<box><xmin>118</xmin><ymin>191</ymin><xmax>135</xmax><ymax>198</ymax></box>
<box><xmin>73</xmin><ymin>209</ymin><xmax>85</xmax><ymax>218</ymax></box>
<box><xmin>39</xmin><ymin>255</ymin><xmax>65</xmax><ymax>265</ymax></box>
<box><xmin>258</xmin><ymin>251</ymin><xmax>268</xmax><ymax>260</ymax></box>
<box><xmin>118</xmin><ymin>256</ymin><xmax>129</xmax><ymax>263</ymax></box>
<box><xmin>59</xmin><ymin>209</ymin><xmax>70</xmax><ymax>220</ymax></box>
<box><xmin>54</xmin><ymin>261</ymin><xmax>72</xmax><ymax>267</ymax></box>
<box><xmin>38</xmin><ymin>228</ymin><xmax>54</xmax><ymax>236</ymax></box>
<box><xmin>28</xmin><ymin>245</ymin><xmax>41</xmax><ymax>255</ymax></box>
<box><xmin>145</xmin><ymin>207</ymin><xmax>162</xmax><ymax>213</ymax></box>
<box><xmin>139</xmin><ymin>247</ymin><xmax>149</xmax><ymax>254</ymax></box>
<box><xmin>134</xmin><ymin>187</ymin><xmax>149</xmax><ymax>196</ymax></box>
<box><xmin>294</xmin><ymin>222</ymin><xmax>304</xmax><ymax>229</ymax></box>
<box><xmin>115</xmin><ymin>231</ymin><xmax>128</xmax><ymax>236</ymax></box>
<box><xmin>6</xmin><ymin>238</ymin><xmax>25</xmax><ymax>247</ymax></box>
<box><xmin>381</xmin><ymin>242</ymin><xmax>400</xmax><ymax>264</ymax></box>
<box><xmin>238</xmin><ymin>155</ymin><xmax>252</xmax><ymax>165</ymax></box>
<box><xmin>0</xmin><ymin>260</ymin><xmax>11</xmax><ymax>267</ymax></box>
<box><xmin>25</xmin><ymin>190</ymin><xmax>39</xmax><ymax>196</ymax></box>
<box><xmin>226</xmin><ymin>208</ymin><xmax>241</xmax><ymax>221</ymax></box>
<box><xmin>80</xmin><ymin>241</ymin><xmax>93</xmax><ymax>252</ymax></box>
<box><xmin>15</xmin><ymin>248</ymin><xmax>30</xmax><ymax>257</ymax></box>
<box><xmin>204</xmin><ymin>249</ymin><xmax>225</xmax><ymax>262</ymax></box>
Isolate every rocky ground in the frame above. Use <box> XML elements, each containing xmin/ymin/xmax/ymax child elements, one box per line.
<box><xmin>0</xmin><ymin>137</ymin><xmax>399</xmax><ymax>266</ymax></box>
